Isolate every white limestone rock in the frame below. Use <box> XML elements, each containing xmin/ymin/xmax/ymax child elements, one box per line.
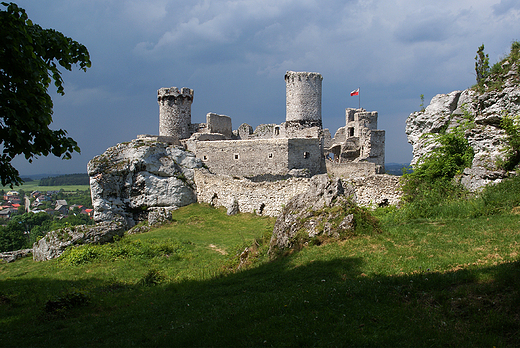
<box><xmin>405</xmin><ymin>80</ymin><xmax>520</xmax><ymax>191</ymax></box>
<box><xmin>268</xmin><ymin>175</ymin><xmax>356</xmax><ymax>253</ymax></box>
<box><xmin>0</xmin><ymin>249</ymin><xmax>32</xmax><ymax>263</ymax></box>
<box><xmin>88</xmin><ymin>138</ymin><xmax>204</xmax><ymax>226</ymax></box>
<box><xmin>32</xmin><ymin>220</ymin><xmax>127</xmax><ymax>261</ymax></box>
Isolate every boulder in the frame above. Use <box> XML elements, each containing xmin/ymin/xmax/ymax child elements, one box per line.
<box><xmin>88</xmin><ymin>138</ymin><xmax>204</xmax><ymax>226</ymax></box>
<box><xmin>32</xmin><ymin>220</ymin><xmax>127</xmax><ymax>261</ymax></box>
<box><xmin>269</xmin><ymin>175</ymin><xmax>356</xmax><ymax>253</ymax></box>
<box><xmin>0</xmin><ymin>249</ymin><xmax>32</xmax><ymax>263</ymax></box>
<box><xmin>147</xmin><ymin>207</ymin><xmax>177</xmax><ymax>226</ymax></box>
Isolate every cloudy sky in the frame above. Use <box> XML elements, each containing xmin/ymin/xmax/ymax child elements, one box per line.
<box><xmin>9</xmin><ymin>0</ymin><xmax>520</xmax><ymax>176</ymax></box>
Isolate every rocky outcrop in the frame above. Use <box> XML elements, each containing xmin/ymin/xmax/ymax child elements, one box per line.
<box><xmin>405</xmin><ymin>61</ymin><xmax>520</xmax><ymax>191</ymax></box>
<box><xmin>88</xmin><ymin>138</ymin><xmax>204</xmax><ymax>226</ymax></box>
<box><xmin>0</xmin><ymin>249</ymin><xmax>32</xmax><ymax>263</ymax></box>
<box><xmin>269</xmin><ymin>175</ymin><xmax>356</xmax><ymax>253</ymax></box>
<box><xmin>32</xmin><ymin>220</ymin><xmax>127</xmax><ymax>261</ymax></box>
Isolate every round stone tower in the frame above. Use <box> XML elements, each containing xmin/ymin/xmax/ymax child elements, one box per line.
<box><xmin>285</xmin><ymin>71</ymin><xmax>323</xmax><ymax>126</ymax></box>
<box><xmin>157</xmin><ymin>87</ymin><xmax>194</xmax><ymax>140</ymax></box>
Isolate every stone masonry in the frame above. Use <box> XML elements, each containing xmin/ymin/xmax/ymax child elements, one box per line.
<box><xmin>158</xmin><ymin>87</ymin><xmax>194</xmax><ymax>140</ymax></box>
<box><xmin>285</xmin><ymin>71</ymin><xmax>323</xmax><ymax>127</ymax></box>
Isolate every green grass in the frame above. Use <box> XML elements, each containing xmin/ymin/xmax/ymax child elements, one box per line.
<box><xmin>1</xmin><ymin>203</ymin><xmax>520</xmax><ymax>347</ymax></box>
<box><xmin>2</xmin><ymin>180</ymin><xmax>90</xmax><ymax>192</ymax></box>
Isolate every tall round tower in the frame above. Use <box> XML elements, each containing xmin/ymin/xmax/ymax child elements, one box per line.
<box><xmin>285</xmin><ymin>71</ymin><xmax>323</xmax><ymax>126</ymax></box>
<box><xmin>157</xmin><ymin>87</ymin><xmax>194</xmax><ymax>140</ymax></box>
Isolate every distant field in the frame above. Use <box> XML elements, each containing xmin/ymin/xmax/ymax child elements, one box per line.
<box><xmin>2</xmin><ymin>180</ymin><xmax>90</xmax><ymax>192</ymax></box>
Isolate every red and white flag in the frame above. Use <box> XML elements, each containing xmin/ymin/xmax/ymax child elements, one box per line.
<box><xmin>350</xmin><ymin>88</ymin><xmax>359</xmax><ymax>96</ymax></box>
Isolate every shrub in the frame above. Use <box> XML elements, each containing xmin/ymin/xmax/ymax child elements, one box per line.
<box><xmin>58</xmin><ymin>237</ymin><xmax>190</xmax><ymax>266</ymax></box>
<box><xmin>498</xmin><ymin>114</ymin><xmax>520</xmax><ymax>171</ymax></box>
<box><xmin>400</xmin><ymin>129</ymin><xmax>473</xmax><ymax>219</ymax></box>
<box><xmin>60</xmin><ymin>245</ymin><xmax>100</xmax><ymax>266</ymax></box>
<box><xmin>476</xmin><ymin>175</ymin><xmax>520</xmax><ymax>216</ymax></box>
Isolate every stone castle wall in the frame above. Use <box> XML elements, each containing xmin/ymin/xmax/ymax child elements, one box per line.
<box><xmin>194</xmin><ymin>169</ymin><xmax>401</xmax><ymax>216</ymax></box>
<box><xmin>194</xmin><ymin>169</ymin><xmax>315</xmax><ymax>216</ymax></box>
<box><xmin>349</xmin><ymin>174</ymin><xmax>401</xmax><ymax>208</ymax></box>
<box><xmin>325</xmin><ymin>161</ymin><xmax>379</xmax><ymax>177</ymax></box>
<box><xmin>194</xmin><ymin>138</ymin><xmax>323</xmax><ymax>177</ymax></box>
<box><xmin>206</xmin><ymin>113</ymin><xmax>232</xmax><ymax>138</ymax></box>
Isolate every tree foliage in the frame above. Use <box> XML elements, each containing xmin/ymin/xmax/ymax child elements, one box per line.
<box><xmin>475</xmin><ymin>44</ymin><xmax>490</xmax><ymax>85</ymax></box>
<box><xmin>0</xmin><ymin>2</ymin><xmax>91</xmax><ymax>187</ymax></box>
<box><xmin>39</xmin><ymin>173</ymin><xmax>90</xmax><ymax>186</ymax></box>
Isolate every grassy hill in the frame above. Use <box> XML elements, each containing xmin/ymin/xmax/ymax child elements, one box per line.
<box><xmin>1</xmin><ymin>201</ymin><xmax>519</xmax><ymax>347</ymax></box>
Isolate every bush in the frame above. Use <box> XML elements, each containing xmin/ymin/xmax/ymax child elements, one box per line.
<box><xmin>498</xmin><ymin>114</ymin><xmax>520</xmax><ymax>171</ymax></box>
<box><xmin>476</xmin><ymin>175</ymin><xmax>520</xmax><ymax>216</ymax></box>
<box><xmin>399</xmin><ymin>130</ymin><xmax>473</xmax><ymax>220</ymax></box>
<box><xmin>60</xmin><ymin>245</ymin><xmax>100</xmax><ymax>266</ymax></box>
<box><xmin>58</xmin><ymin>237</ymin><xmax>190</xmax><ymax>266</ymax></box>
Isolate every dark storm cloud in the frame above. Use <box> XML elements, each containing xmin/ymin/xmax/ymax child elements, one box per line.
<box><xmin>493</xmin><ymin>0</ymin><xmax>520</xmax><ymax>15</ymax></box>
<box><xmin>8</xmin><ymin>0</ymin><xmax>520</xmax><ymax>175</ymax></box>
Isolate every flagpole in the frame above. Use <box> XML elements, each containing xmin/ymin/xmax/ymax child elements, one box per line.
<box><xmin>358</xmin><ymin>87</ymin><xmax>360</xmax><ymax>109</ymax></box>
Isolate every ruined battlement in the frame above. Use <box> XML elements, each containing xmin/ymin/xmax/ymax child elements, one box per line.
<box><xmin>157</xmin><ymin>87</ymin><xmax>194</xmax><ymax>100</ymax></box>
<box><xmin>327</xmin><ymin>108</ymin><xmax>385</xmax><ymax>171</ymax></box>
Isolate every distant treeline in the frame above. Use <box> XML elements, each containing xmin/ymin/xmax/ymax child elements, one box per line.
<box><xmin>39</xmin><ymin>174</ymin><xmax>90</xmax><ymax>186</ymax></box>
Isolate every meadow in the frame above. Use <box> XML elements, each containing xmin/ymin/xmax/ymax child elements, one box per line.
<box><xmin>1</xmin><ymin>197</ymin><xmax>519</xmax><ymax>347</ymax></box>
<box><xmin>2</xmin><ymin>180</ymin><xmax>90</xmax><ymax>193</ymax></box>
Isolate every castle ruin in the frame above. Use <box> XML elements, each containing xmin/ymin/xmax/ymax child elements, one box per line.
<box><xmin>140</xmin><ymin>71</ymin><xmax>385</xmax><ymax>179</ymax></box>
<box><xmin>88</xmin><ymin>71</ymin><xmax>396</xmax><ymax>225</ymax></box>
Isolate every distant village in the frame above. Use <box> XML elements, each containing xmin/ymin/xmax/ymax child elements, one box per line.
<box><xmin>0</xmin><ymin>190</ymin><xmax>93</xmax><ymax>221</ymax></box>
